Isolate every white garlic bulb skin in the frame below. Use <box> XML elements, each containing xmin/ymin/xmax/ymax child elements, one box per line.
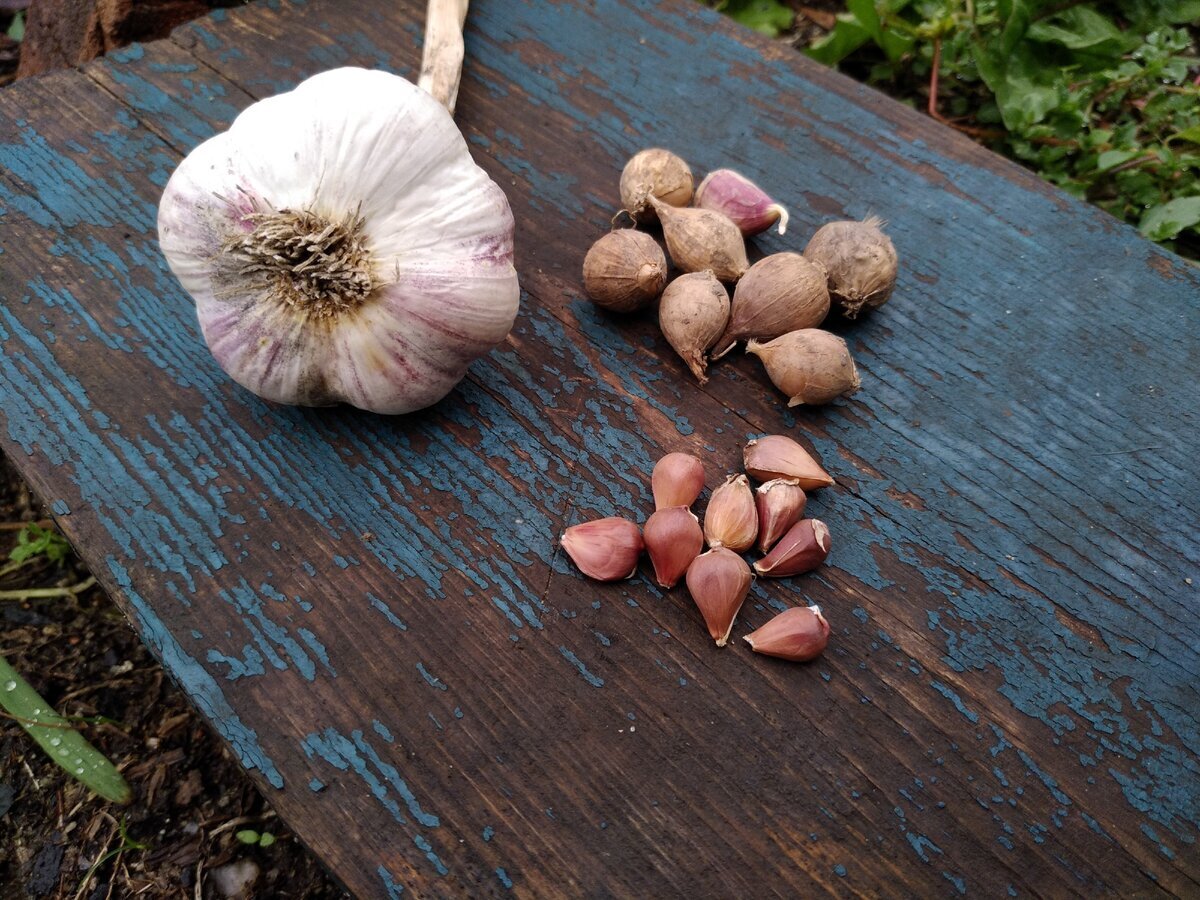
<box><xmin>158</xmin><ymin>67</ymin><xmax>520</xmax><ymax>415</ymax></box>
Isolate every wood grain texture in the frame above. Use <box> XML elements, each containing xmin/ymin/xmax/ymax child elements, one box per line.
<box><xmin>1</xmin><ymin>0</ymin><xmax>1198</xmax><ymax>896</ymax></box>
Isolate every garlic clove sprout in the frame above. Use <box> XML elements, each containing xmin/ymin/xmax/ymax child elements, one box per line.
<box><xmin>744</xmin><ymin>606</ymin><xmax>830</xmax><ymax>661</ymax></box>
<box><xmin>561</xmin><ymin>517</ymin><xmax>644</xmax><ymax>582</ymax></box>
<box><xmin>803</xmin><ymin>216</ymin><xmax>898</xmax><ymax>319</ymax></box>
<box><xmin>685</xmin><ymin>546</ymin><xmax>753</xmax><ymax>646</ymax></box>
<box><xmin>712</xmin><ymin>252</ymin><xmax>829</xmax><ymax>359</ymax></box>
<box><xmin>743</xmin><ymin>435</ymin><xmax>834</xmax><ymax>490</ymax></box>
<box><xmin>158</xmin><ymin>67</ymin><xmax>520</xmax><ymax>415</ymax></box>
<box><xmin>650</xmin><ymin>197</ymin><xmax>749</xmax><ymax>283</ymax></box>
<box><xmin>657</xmin><ymin>271</ymin><xmax>730</xmax><ymax>384</ymax></box>
<box><xmin>703</xmin><ymin>474</ymin><xmax>758</xmax><ymax>553</ymax></box>
<box><xmin>694</xmin><ymin>169</ymin><xmax>789</xmax><ymax>237</ymax></box>
<box><xmin>620</xmin><ymin>148</ymin><xmax>694</xmax><ymax>224</ymax></box>
<box><xmin>583</xmin><ymin>230</ymin><xmax>668</xmax><ymax>312</ymax></box>
<box><xmin>755</xmin><ymin>478</ymin><xmax>806</xmax><ymax>553</ymax></box>
<box><xmin>746</xmin><ymin>329</ymin><xmax>861</xmax><ymax>406</ymax></box>
<box><xmin>651</xmin><ymin>452</ymin><xmax>706</xmax><ymax>510</ymax></box>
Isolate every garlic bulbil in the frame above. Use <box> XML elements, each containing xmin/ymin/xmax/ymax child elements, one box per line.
<box><xmin>650</xmin><ymin>197</ymin><xmax>749</xmax><ymax>282</ymax></box>
<box><xmin>620</xmin><ymin>148</ymin><xmax>694</xmax><ymax>224</ymax></box>
<box><xmin>583</xmin><ymin>230</ymin><xmax>668</xmax><ymax>312</ymax></box>
<box><xmin>694</xmin><ymin>169</ymin><xmax>788</xmax><ymax>236</ymax></box>
<box><xmin>703</xmin><ymin>474</ymin><xmax>758</xmax><ymax>552</ymax></box>
<box><xmin>657</xmin><ymin>272</ymin><xmax>730</xmax><ymax>384</ymax></box>
<box><xmin>158</xmin><ymin>67</ymin><xmax>520</xmax><ymax>415</ymax></box>
<box><xmin>561</xmin><ymin>518</ymin><xmax>644</xmax><ymax>582</ymax></box>
<box><xmin>804</xmin><ymin>216</ymin><xmax>898</xmax><ymax>319</ymax></box>
<box><xmin>747</xmin><ymin>329</ymin><xmax>861</xmax><ymax>406</ymax></box>
<box><xmin>651</xmin><ymin>453</ymin><xmax>706</xmax><ymax>510</ymax></box>
<box><xmin>685</xmin><ymin>547</ymin><xmax>753</xmax><ymax>646</ymax></box>
<box><xmin>743</xmin><ymin>435</ymin><xmax>834</xmax><ymax>491</ymax></box>
<box><xmin>744</xmin><ymin>605</ymin><xmax>830</xmax><ymax>661</ymax></box>
<box><xmin>713</xmin><ymin>253</ymin><xmax>829</xmax><ymax>358</ymax></box>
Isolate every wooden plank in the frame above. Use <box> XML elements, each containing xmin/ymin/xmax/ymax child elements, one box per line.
<box><xmin>0</xmin><ymin>0</ymin><xmax>1197</xmax><ymax>896</ymax></box>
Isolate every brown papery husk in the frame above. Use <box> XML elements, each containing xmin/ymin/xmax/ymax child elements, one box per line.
<box><xmin>803</xmin><ymin>215</ymin><xmax>898</xmax><ymax>319</ymax></box>
<box><xmin>746</xmin><ymin>328</ymin><xmax>861</xmax><ymax>406</ymax></box>
<box><xmin>743</xmin><ymin>435</ymin><xmax>834</xmax><ymax>490</ymax></box>
<box><xmin>658</xmin><ymin>272</ymin><xmax>730</xmax><ymax>383</ymax></box>
<box><xmin>620</xmin><ymin>148</ymin><xmax>694</xmax><ymax>224</ymax></box>
<box><xmin>755</xmin><ymin>478</ymin><xmax>806</xmax><ymax>553</ymax></box>
<box><xmin>643</xmin><ymin>506</ymin><xmax>704</xmax><ymax>588</ymax></box>
<box><xmin>685</xmin><ymin>547</ymin><xmax>753</xmax><ymax>646</ymax></box>
<box><xmin>651</xmin><ymin>452</ymin><xmax>706</xmax><ymax>510</ymax></box>
<box><xmin>712</xmin><ymin>252</ymin><xmax>829</xmax><ymax>358</ymax></box>
<box><xmin>649</xmin><ymin>197</ymin><xmax>748</xmax><ymax>283</ymax></box>
<box><xmin>582</xmin><ymin>229</ymin><xmax>668</xmax><ymax>313</ymax></box>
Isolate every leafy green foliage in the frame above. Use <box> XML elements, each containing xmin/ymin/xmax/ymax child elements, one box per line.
<box><xmin>803</xmin><ymin>2</ymin><xmax>1200</xmax><ymax>257</ymax></box>
<box><xmin>6</xmin><ymin>11</ymin><xmax>23</xmax><ymax>43</ymax></box>
<box><xmin>712</xmin><ymin>0</ymin><xmax>794</xmax><ymax>37</ymax></box>
<box><xmin>9</xmin><ymin>523</ymin><xmax>72</xmax><ymax>566</ymax></box>
<box><xmin>236</xmin><ymin>829</ymin><xmax>278</xmax><ymax>847</ymax></box>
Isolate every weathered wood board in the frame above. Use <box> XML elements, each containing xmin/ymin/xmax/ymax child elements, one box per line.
<box><xmin>1</xmin><ymin>0</ymin><xmax>1198</xmax><ymax>896</ymax></box>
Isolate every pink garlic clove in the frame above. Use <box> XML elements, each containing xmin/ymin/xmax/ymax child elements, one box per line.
<box><xmin>694</xmin><ymin>169</ymin><xmax>789</xmax><ymax>237</ymax></box>
<box><xmin>743</xmin><ymin>435</ymin><xmax>834</xmax><ymax>491</ymax></box>
<box><xmin>753</xmin><ymin>518</ymin><xmax>831</xmax><ymax>578</ymax></box>
<box><xmin>651</xmin><ymin>452</ymin><xmax>706</xmax><ymax>510</ymax></box>
<box><xmin>754</xmin><ymin>478</ymin><xmax>806</xmax><ymax>553</ymax></box>
<box><xmin>744</xmin><ymin>605</ymin><xmax>830</xmax><ymax>661</ymax></box>
<box><xmin>644</xmin><ymin>506</ymin><xmax>704</xmax><ymax>588</ymax></box>
<box><xmin>685</xmin><ymin>546</ymin><xmax>753</xmax><ymax>646</ymax></box>
<box><xmin>703</xmin><ymin>473</ymin><xmax>758</xmax><ymax>553</ymax></box>
<box><xmin>560</xmin><ymin>517</ymin><xmax>644</xmax><ymax>582</ymax></box>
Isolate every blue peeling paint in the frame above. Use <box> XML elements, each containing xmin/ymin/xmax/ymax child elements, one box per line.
<box><xmin>558</xmin><ymin>646</ymin><xmax>604</xmax><ymax>687</ymax></box>
<box><xmin>416</xmin><ymin>663</ymin><xmax>448</xmax><ymax>691</ymax></box>
<box><xmin>377</xmin><ymin>865</ymin><xmax>404</xmax><ymax>898</ymax></box>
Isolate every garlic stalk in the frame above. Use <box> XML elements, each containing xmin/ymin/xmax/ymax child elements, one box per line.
<box><xmin>158</xmin><ymin>63</ymin><xmax>520</xmax><ymax>415</ymax></box>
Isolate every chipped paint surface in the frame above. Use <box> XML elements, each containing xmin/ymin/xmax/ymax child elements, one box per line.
<box><xmin>0</xmin><ymin>0</ymin><xmax>1196</xmax><ymax>896</ymax></box>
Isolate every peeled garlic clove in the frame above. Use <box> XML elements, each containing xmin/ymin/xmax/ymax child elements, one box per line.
<box><xmin>582</xmin><ymin>230</ymin><xmax>668</xmax><ymax>313</ymax></box>
<box><xmin>644</xmin><ymin>506</ymin><xmax>704</xmax><ymax>588</ymax></box>
<box><xmin>755</xmin><ymin>478</ymin><xmax>806</xmax><ymax>553</ymax></box>
<box><xmin>743</xmin><ymin>435</ymin><xmax>833</xmax><ymax>491</ymax></box>
<box><xmin>703</xmin><ymin>474</ymin><xmax>758</xmax><ymax>553</ymax></box>
<box><xmin>753</xmin><ymin>518</ymin><xmax>830</xmax><ymax>577</ymax></box>
<box><xmin>620</xmin><ymin>148</ymin><xmax>694</xmax><ymax>224</ymax></box>
<box><xmin>685</xmin><ymin>546</ymin><xmax>753</xmax><ymax>646</ymax></box>
<box><xmin>650</xmin><ymin>197</ymin><xmax>749</xmax><ymax>283</ymax></box>
<box><xmin>744</xmin><ymin>605</ymin><xmax>830</xmax><ymax>661</ymax></box>
<box><xmin>712</xmin><ymin>253</ymin><xmax>829</xmax><ymax>358</ymax></box>
<box><xmin>560</xmin><ymin>517</ymin><xmax>644</xmax><ymax>582</ymax></box>
<box><xmin>694</xmin><ymin>169</ymin><xmax>789</xmax><ymax>237</ymax></box>
<box><xmin>804</xmin><ymin>216</ymin><xmax>898</xmax><ymax>319</ymax></box>
<box><xmin>747</xmin><ymin>328</ymin><xmax>861</xmax><ymax>407</ymax></box>
<box><xmin>657</xmin><ymin>272</ymin><xmax>730</xmax><ymax>384</ymax></box>
<box><xmin>651</xmin><ymin>452</ymin><xmax>706</xmax><ymax>511</ymax></box>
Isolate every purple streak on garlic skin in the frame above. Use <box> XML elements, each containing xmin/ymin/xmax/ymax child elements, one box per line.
<box><xmin>694</xmin><ymin>169</ymin><xmax>789</xmax><ymax>237</ymax></box>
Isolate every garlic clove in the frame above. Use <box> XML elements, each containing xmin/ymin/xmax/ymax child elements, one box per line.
<box><xmin>753</xmin><ymin>518</ymin><xmax>831</xmax><ymax>578</ymax></box>
<box><xmin>644</xmin><ymin>506</ymin><xmax>704</xmax><ymax>588</ymax></box>
<box><xmin>746</xmin><ymin>329</ymin><xmax>861</xmax><ymax>407</ymax></box>
<box><xmin>620</xmin><ymin>148</ymin><xmax>694</xmax><ymax>224</ymax></box>
<box><xmin>694</xmin><ymin>169</ymin><xmax>789</xmax><ymax>237</ymax></box>
<box><xmin>657</xmin><ymin>272</ymin><xmax>730</xmax><ymax>384</ymax></box>
<box><xmin>649</xmin><ymin>197</ymin><xmax>749</xmax><ymax>283</ymax></box>
<box><xmin>703</xmin><ymin>474</ymin><xmax>758</xmax><ymax>553</ymax></box>
<box><xmin>744</xmin><ymin>605</ymin><xmax>830</xmax><ymax>661</ymax></box>
<box><xmin>712</xmin><ymin>253</ymin><xmax>829</xmax><ymax>359</ymax></box>
<box><xmin>560</xmin><ymin>517</ymin><xmax>644</xmax><ymax>582</ymax></box>
<box><xmin>755</xmin><ymin>478</ymin><xmax>806</xmax><ymax>553</ymax></box>
<box><xmin>651</xmin><ymin>452</ymin><xmax>706</xmax><ymax>511</ymax></box>
<box><xmin>803</xmin><ymin>216</ymin><xmax>898</xmax><ymax>319</ymax></box>
<box><xmin>685</xmin><ymin>547</ymin><xmax>753</xmax><ymax>646</ymax></box>
<box><xmin>582</xmin><ymin>230</ymin><xmax>668</xmax><ymax>313</ymax></box>
<box><xmin>743</xmin><ymin>435</ymin><xmax>834</xmax><ymax>491</ymax></box>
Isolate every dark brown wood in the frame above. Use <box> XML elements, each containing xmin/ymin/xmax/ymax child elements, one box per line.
<box><xmin>0</xmin><ymin>0</ymin><xmax>1196</xmax><ymax>896</ymax></box>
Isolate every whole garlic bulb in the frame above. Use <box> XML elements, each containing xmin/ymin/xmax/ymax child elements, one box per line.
<box><xmin>158</xmin><ymin>67</ymin><xmax>520</xmax><ymax>415</ymax></box>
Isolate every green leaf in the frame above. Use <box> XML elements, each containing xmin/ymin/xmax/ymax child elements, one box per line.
<box><xmin>1170</xmin><ymin>124</ymin><xmax>1200</xmax><ymax>146</ymax></box>
<box><xmin>846</xmin><ymin>0</ymin><xmax>914</xmax><ymax>62</ymax></box>
<box><xmin>6</xmin><ymin>11</ymin><xmax>23</xmax><ymax>43</ymax></box>
<box><xmin>1028</xmin><ymin>7</ymin><xmax>1133</xmax><ymax>55</ymax></box>
<box><xmin>0</xmin><ymin>654</ymin><xmax>131</xmax><ymax>804</ymax></box>
<box><xmin>975</xmin><ymin>43</ymin><xmax>1062</xmax><ymax>131</ymax></box>
<box><xmin>807</xmin><ymin>14</ymin><xmax>872</xmax><ymax>65</ymax></box>
<box><xmin>236</xmin><ymin>829</ymin><xmax>261</xmax><ymax>845</ymax></box>
<box><xmin>718</xmin><ymin>0</ymin><xmax>793</xmax><ymax>37</ymax></box>
<box><xmin>1140</xmin><ymin>197</ymin><xmax>1200</xmax><ymax>241</ymax></box>
<box><xmin>258</xmin><ymin>832</ymin><xmax>276</xmax><ymax>848</ymax></box>
<box><xmin>9</xmin><ymin>524</ymin><xmax>72</xmax><ymax>566</ymax></box>
<box><xmin>1096</xmin><ymin>149</ymin><xmax>1141</xmax><ymax>172</ymax></box>
<box><xmin>997</xmin><ymin>0</ymin><xmax>1033</xmax><ymax>60</ymax></box>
